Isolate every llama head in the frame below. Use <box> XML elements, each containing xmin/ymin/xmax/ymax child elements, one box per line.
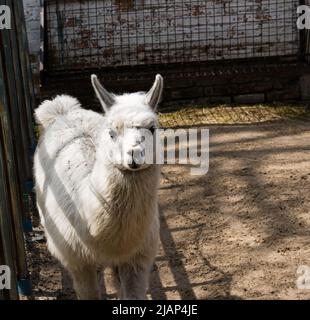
<box><xmin>91</xmin><ymin>74</ymin><xmax>163</xmax><ymax>171</ymax></box>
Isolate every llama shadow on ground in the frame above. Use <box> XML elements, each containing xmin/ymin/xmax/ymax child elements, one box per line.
<box><xmin>147</xmin><ymin>210</ymin><xmax>240</xmax><ymax>300</ymax></box>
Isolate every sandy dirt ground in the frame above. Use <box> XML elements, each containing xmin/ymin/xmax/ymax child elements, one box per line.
<box><xmin>26</xmin><ymin>117</ymin><xmax>310</xmax><ymax>300</ymax></box>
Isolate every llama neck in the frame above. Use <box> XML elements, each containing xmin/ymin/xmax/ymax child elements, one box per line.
<box><xmin>87</xmin><ymin>156</ymin><xmax>160</xmax><ymax>240</ymax></box>
<box><xmin>90</xmin><ymin>157</ymin><xmax>159</xmax><ymax>202</ymax></box>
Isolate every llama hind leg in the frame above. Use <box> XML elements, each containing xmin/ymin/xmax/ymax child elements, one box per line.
<box><xmin>117</xmin><ymin>262</ymin><xmax>152</xmax><ymax>300</ymax></box>
<box><xmin>68</xmin><ymin>264</ymin><xmax>101</xmax><ymax>300</ymax></box>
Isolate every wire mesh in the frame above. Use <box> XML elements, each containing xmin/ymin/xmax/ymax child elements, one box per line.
<box><xmin>44</xmin><ymin>0</ymin><xmax>300</xmax><ymax>73</ymax></box>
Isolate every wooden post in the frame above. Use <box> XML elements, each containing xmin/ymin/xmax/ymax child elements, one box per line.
<box><xmin>13</xmin><ymin>0</ymin><xmax>36</xmax><ymax>152</ymax></box>
<box><xmin>0</xmin><ymin>53</ymin><xmax>19</xmax><ymax>301</ymax></box>
<box><xmin>0</xmin><ymin>0</ymin><xmax>34</xmax><ymax>299</ymax></box>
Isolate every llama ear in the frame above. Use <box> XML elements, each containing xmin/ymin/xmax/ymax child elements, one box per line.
<box><xmin>145</xmin><ymin>74</ymin><xmax>163</xmax><ymax>110</ymax></box>
<box><xmin>91</xmin><ymin>74</ymin><xmax>115</xmax><ymax>112</ymax></box>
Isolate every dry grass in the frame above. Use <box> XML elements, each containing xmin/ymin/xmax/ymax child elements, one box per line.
<box><xmin>159</xmin><ymin>103</ymin><xmax>310</xmax><ymax>128</ymax></box>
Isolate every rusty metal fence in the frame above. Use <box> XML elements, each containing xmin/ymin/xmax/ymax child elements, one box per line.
<box><xmin>44</xmin><ymin>0</ymin><xmax>301</xmax><ymax>73</ymax></box>
<box><xmin>0</xmin><ymin>0</ymin><xmax>36</xmax><ymax>300</ymax></box>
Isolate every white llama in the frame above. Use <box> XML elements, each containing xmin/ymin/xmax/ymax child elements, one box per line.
<box><xmin>34</xmin><ymin>74</ymin><xmax>164</xmax><ymax>299</ymax></box>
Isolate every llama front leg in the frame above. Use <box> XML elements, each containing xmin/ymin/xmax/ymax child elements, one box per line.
<box><xmin>117</xmin><ymin>262</ymin><xmax>152</xmax><ymax>300</ymax></box>
<box><xmin>68</xmin><ymin>265</ymin><xmax>101</xmax><ymax>300</ymax></box>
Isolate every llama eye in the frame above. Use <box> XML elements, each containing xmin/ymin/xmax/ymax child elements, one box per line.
<box><xmin>149</xmin><ymin>126</ymin><xmax>156</xmax><ymax>135</ymax></box>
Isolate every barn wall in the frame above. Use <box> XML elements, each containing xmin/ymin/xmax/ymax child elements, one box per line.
<box><xmin>46</xmin><ymin>0</ymin><xmax>300</xmax><ymax>71</ymax></box>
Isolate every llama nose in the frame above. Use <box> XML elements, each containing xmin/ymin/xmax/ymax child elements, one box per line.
<box><xmin>129</xmin><ymin>160</ymin><xmax>140</xmax><ymax>169</ymax></box>
<box><xmin>128</xmin><ymin>147</ymin><xmax>145</xmax><ymax>168</ymax></box>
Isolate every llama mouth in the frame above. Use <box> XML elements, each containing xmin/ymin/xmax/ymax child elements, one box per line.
<box><xmin>123</xmin><ymin>163</ymin><xmax>151</xmax><ymax>172</ymax></box>
<box><xmin>127</xmin><ymin>165</ymin><xmax>145</xmax><ymax>172</ymax></box>
<box><xmin>129</xmin><ymin>162</ymin><xmax>140</xmax><ymax>170</ymax></box>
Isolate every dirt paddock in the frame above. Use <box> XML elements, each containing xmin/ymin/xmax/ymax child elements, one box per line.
<box><xmin>27</xmin><ymin>106</ymin><xmax>310</xmax><ymax>300</ymax></box>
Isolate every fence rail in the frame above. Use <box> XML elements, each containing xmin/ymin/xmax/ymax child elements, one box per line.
<box><xmin>0</xmin><ymin>0</ymin><xmax>36</xmax><ymax>300</ymax></box>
